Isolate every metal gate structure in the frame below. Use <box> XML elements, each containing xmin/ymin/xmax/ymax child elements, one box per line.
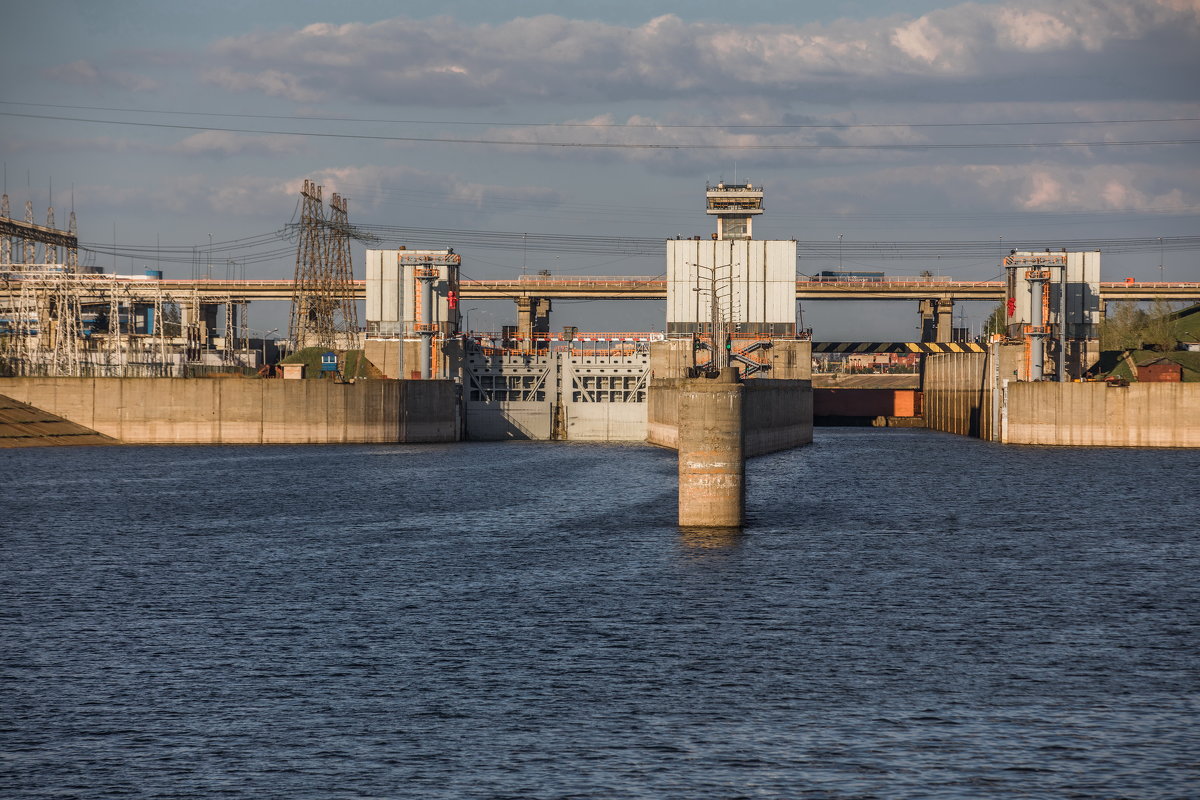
<box><xmin>458</xmin><ymin>337</ymin><xmax>652</xmax><ymax>441</ymax></box>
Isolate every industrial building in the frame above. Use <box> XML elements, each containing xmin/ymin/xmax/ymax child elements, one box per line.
<box><xmin>0</xmin><ymin>192</ymin><xmax>259</xmax><ymax>377</ymax></box>
<box><xmin>666</xmin><ymin>182</ymin><xmax>797</xmax><ymax>339</ymax></box>
<box><xmin>353</xmin><ymin>182</ymin><xmax>811</xmax><ymax>439</ymax></box>
<box><xmin>1002</xmin><ymin>249</ymin><xmax>1102</xmax><ymax>380</ymax></box>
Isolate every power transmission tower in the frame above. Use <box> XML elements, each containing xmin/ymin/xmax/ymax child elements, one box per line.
<box><xmin>289</xmin><ymin>180</ymin><xmax>359</xmax><ymax>350</ymax></box>
<box><xmin>1</xmin><ymin>191</ymin><xmax>9</xmax><ymax>266</ymax></box>
<box><xmin>50</xmin><ymin>277</ymin><xmax>82</xmax><ymax>376</ymax></box>
<box><xmin>44</xmin><ymin>201</ymin><xmax>56</xmax><ymax>265</ymax></box>
<box><xmin>24</xmin><ymin>200</ymin><xmax>35</xmax><ymax>266</ymax></box>
<box><xmin>326</xmin><ymin>192</ymin><xmax>359</xmax><ymax>341</ymax></box>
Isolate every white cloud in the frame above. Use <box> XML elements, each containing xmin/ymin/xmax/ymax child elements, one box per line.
<box><xmin>969</xmin><ymin>164</ymin><xmax>1196</xmax><ymax>212</ymax></box>
<box><xmin>169</xmin><ymin>131</ymin><xmax>304</xmax><ymax>157</ymax></box>
<box><xmin>296</xmin><ymin>165</ymin><xmax>562</xmax><ymax>216</ymax></box>
<box><xmin>1</xmin><ymin>135</ymin><xmax>142</xmax><ymax>155</ymax></box>
<box><xmin>203</xmin><ymin>67</ymin><xmax>325</xmax><ymax>103</ymax></box>
<box><xmin>45</xmin><ymin>60</ymin><xmax>99</xmax><ymax>84</ymax></box>
<box><xmin>200</xmin><ymin>1</ymin><xmax>1199</xmax><ymax>107</ymax></box>
<box><xmin>809</xmin><ymin>162</ymin><xmax>1200</xmax><ymax>214</ymax></box>
<box><xmin>2</xmin><ymin>132</ymin><xmax>303</xmax><ymax>159</ymax></box>
<box><xmin>43</xmin><ymin>59</ymin><xmax>161</xmax><ymax>92</ymax></box>
<box><xmin>75</xmin><ymin>166</ymin><xmax>562</xmax><ymax>221</ymax></box>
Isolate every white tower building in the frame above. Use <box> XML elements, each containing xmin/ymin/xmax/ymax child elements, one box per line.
<box><xmin>666</xmin><ymin>182</ymin><xmax>795</xmax><ymax>337</ymax></box>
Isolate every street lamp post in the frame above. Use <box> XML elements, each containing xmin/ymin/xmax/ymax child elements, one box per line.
<box><xmin>257</xmin><ymin>328</ymin><xmax>278</xmax><ymax>368</ymax></box>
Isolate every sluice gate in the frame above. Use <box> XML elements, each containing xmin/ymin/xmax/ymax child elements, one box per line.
<box><xmin>460</xmin><ymin>340</ymin><xmax>651</xmax><ymax>441</ymax></box>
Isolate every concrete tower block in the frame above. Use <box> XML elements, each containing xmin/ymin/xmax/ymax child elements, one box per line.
<box><xmin>677</xmin><ymin>368</ymin><xmax>745</xmax><ymax>527</ymax></box>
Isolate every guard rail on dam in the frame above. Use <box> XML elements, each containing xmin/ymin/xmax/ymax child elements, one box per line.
<box><xmin>0</xmin><ymin>378</ymin><xmax>461</xmax><ymax>445</ymax></box>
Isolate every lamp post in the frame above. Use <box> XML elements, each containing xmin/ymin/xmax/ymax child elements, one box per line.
<box><xmin>838</xmin><ymin>233</ymin><xmax>844</xmax><ymax>271</ymax></box>
<box><xmin>254</xmin><ymin>328</ymin><xmax>278</xmax><ymax>368</ymax></box>
<box><xmin>463</xmin><ymin>307</ymin><xmax>478</xmax><ymax>333</ymax></box>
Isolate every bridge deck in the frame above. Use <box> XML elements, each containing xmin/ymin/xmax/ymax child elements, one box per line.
<box><xmin>2</xmin><ymin>274</ymin><xmax>1198</xmax><ymax>302</ymax></box>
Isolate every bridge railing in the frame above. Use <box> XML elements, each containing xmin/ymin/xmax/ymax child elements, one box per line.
<box><xmin>462</xmin><ymin>276</ymin><xmax>666</xmax><ymax>288</ymax></box>
<box><xmin>1100</xmin><ymin>281</ymin><xmax>1200</xmax><ymax>289</ymax></box>
<box><xmin>797</xmin><ymin>278</ymin><xmax>1005</xmax><ymax>287</ymax></box>
<box><xmin>466</xmin><ymin>331</ymin><xmax>665</xmax><ymax>357</ymax></box>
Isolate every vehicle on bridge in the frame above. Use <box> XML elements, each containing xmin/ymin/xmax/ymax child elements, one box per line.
<box><xmin>811</xmin><ymin>270</ymin><xmax>885</xmax><ymax>282</ymax></box>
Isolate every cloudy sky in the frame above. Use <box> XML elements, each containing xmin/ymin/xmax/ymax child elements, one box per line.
<box><xmin>2</xmin><ymin>0</ymin><xmax>1198</xmax><ymax>337</ymax></box>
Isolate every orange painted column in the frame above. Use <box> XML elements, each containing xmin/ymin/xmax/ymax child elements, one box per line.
<box><xmin>677</xmin><ymin>368</ymin><xmax>744</xmax><ymax>528</ymax></box>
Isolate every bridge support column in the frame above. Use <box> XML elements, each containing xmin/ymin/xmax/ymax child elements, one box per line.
<box><xmin>918</xmin><ymin>299</ymin><xmax>937</xmax><ymax>342</ymax></box>
<box><xmin>936</xmin><ymin>298</ymin><xmax>954</xmax><ymax>342</ymax></box>
<box><xmin>918</xmin><ymin>298</ymin><xmax>956</xmax><ymax>342</ymax></box>
<box><xmin>677</xmin><ymin>367</ymin><xmax>744</xmax><ymax>528</ymax></box>
<box><xmin>516</xmin><ymin>297</ymin><xmax>551</xmax><ymax>347</ymax></box>
<box><xmin>184</xmin><ymin>303</ymin><xmax>220</xmax><ymax>345</ymax></box>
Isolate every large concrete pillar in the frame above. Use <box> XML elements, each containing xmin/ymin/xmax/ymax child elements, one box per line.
<box><xmin>918</xmin><ymin>299</ymin><xmax>937</xmax><ymax>342</ymax></box>
<box><xmin>516</xmin><ymin>296</ymin><xmax>551</xmax><ymax>345</ymax></box>
<box><xmin>935</xmin><ymin>298</ymin><xmax>954</xmax><ymax>342</ymax></box>
<box><xmin>199</xmin><ymin>303</ymin><xmax>219</xmax><ymax>344</ymax></box>
<box><xmin>677</xmin><ymin>367</ymin><xmax>744</xmax><ymax>528</ymax></box>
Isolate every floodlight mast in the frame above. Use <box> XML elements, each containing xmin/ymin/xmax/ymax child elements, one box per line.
<box><xmin>690</xmin><ymin>260</ymin><xmax>735</xmax><ymax>371</ymax></box>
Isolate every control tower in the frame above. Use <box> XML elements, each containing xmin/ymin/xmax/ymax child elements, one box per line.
<box><xmin>705</xmin><ymin>181</ymin><xmax>763</xmax><ymax>240</ymax></box>
<box><xmin>667</xmin><ymin>182</ymin><xmax>795</xmax><ymax>338</ymax></box>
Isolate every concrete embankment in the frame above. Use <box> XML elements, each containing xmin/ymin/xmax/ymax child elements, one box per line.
<box><xmin>0</xmin><ymin>378</ymin><xmax>461</xmax><ymax>445</ymax></box>
<box><xmin>923</xmin><ymin>352</ymin><xmax>994</xmax><ymax>439</ymax></box>
<box><xmin>647</xmin><ymin>376</ymin><xmax>812</xmax><ymax>456</ymax></box>
<box><xmin>0</xmin><ymin>394</ymin><xmax>116</xmax><ymax>447</ymax></box>
<box><xmin>1004</xmin><ymin>382</ymin><xmax>1200</xmax><ymax>447</ymax></box>
<box><xmin>923</xmin><ymin>349</ymin><xmax>1200</xmax><ymax>447</ymax></box>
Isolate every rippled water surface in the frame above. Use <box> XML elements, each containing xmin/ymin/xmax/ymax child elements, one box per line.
<box><xmin>3</xmin><ymin>429</ymin><xmax>1198</xmax><ymax>798</ymax></box>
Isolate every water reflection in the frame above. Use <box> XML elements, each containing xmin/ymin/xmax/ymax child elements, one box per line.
<box><xmin>679</xmin><ymin>526</ymin><xmax>745</xmax><ymax>551</ymax></box>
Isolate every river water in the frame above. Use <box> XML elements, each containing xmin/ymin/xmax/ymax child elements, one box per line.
<box><xmin>2</xmin><ymin>429</ymin><xmax>1197</xmax><ymax>799</ymax></box>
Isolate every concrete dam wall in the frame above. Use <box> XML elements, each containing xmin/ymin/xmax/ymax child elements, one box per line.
<box><xmin>1004</xmin><ymin>382</ymin><xmax>1200</xmax><ymax>447</ymax></box>
<box><xmin>0</xmin><ymin>378</ymin><xmax>461</xmax><ymax>445</ymax></box>
<box><xmin>923</xmin><ymin>352</ymin><xmax>994</xmax><ymax>440</ymax></box>
<box><xmin>647</xmin><ymin>377</ymin><xmax>813</xmax><ymax>457</ymax></box>
<box><xmin>922</xmin><ymin>349</ymin><xmax>1200</xmax><ymax>447</ymax></box>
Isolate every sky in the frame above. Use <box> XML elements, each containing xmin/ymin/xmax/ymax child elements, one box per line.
<box><xmin>2</xmin><ymin>0</ymin><xmax>1198</xmax><ymax>339</ymax></box>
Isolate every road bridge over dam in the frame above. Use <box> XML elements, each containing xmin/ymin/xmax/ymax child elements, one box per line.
<box><xmin>9</xmin><ymin>275</ymin><xmax>1195</xmax><ymax>303</ymax></box>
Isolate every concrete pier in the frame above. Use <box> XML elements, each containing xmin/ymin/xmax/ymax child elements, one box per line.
<box><xmin>677</xmin><ymin>368</ymin><xmax>745</xmax><ymax>528</ymax></box>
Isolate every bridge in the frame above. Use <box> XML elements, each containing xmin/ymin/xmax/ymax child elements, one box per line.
<box><xmin>7</xmin><ymin>274</ymin><xmax>1196</xmax><ymax>303</ymax></box>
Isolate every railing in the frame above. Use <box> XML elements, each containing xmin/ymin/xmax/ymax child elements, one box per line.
<box><xmin>1101</xmin><ymin>281</ymin><xmax>1200</xmax><ymax>289</ymax></box>
<box><xmin>3</xmin><ymin>272</ymin><xmax>1198</xmax><ymax>294</ymax></box>
<box><xmin>1004</xmin><ymin>253</ymin><xmax>1068</xmax><ymax>266</ymax></box>
<box><xmin>462</xmin><ymin>276</ymin><xmax>666</xmax><ymax>288</ymax></box>
<box><xmin>465</xmin><ymin>331</ymin><xmax>664</xmax><ymax>357</ymax></box>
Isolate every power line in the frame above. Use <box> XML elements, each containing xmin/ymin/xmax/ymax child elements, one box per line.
<box><xmin>77</xmin><ymin>221</ymin><xmax>1200</xmax><ymax>268</ymax></box>
<box><xmin>4</xmin><ymin>111</ymin><xmax>1198</xmax><ymax>150</ymax></box>
<box><xmin>3</xmin><ymin>100</ymin><xmax>1198</xmax><ymax>130</ymax></box>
